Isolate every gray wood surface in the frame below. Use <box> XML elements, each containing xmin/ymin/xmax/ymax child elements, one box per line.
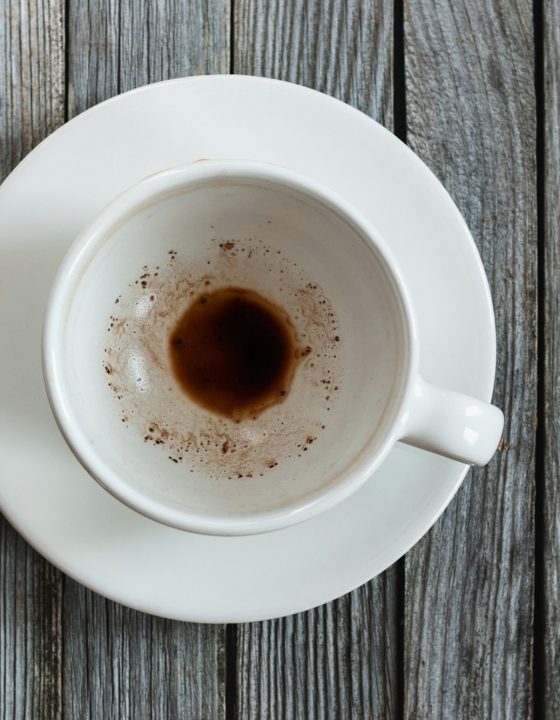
<box><xmin>0</xmin><ymin>526</ymin><xmax>63</xmax><ymax>719</ymax></box>
<box><xmin>237</xmin><ymin>583</ymin><xmax>401</xmax><ymax>720</ymax></box>
<box><xmin>233</xmin><ymin>0</ymin><xmax>393</xmax><ymax>126</ymax></box>
<box><xmin>233</xmin><ymin>2</ymin><xmax>399</xmax><ymax>718</ymax></box>
<box><xmin>0</xmin><ymin>0</ymin><xmax>553</xmax><ymax>717</ymax></box>
<box><xmin>1</xmin><ymin>1</ymin><xmax>65</xmax><ymax>718</ymax></box>
<box><xmin>404</xmin><ymin>1</ymin><xmax>537</xmax><ymax>718</ymax></box>
<box><xmin>62</xmin><ymin>587</ymin><xmax>225</xmax><ymax>719</ymax></box>
<box><xmin>544</xmin><ymin>0</ymin><xmax>560</xmax><ymax>716</ymax></box>
<box><xmin>67</xmin><ymin>0</ymin><xmax>229</xmax><ymax>115</ymax></box>
<box><xmin>0</xmin><ymin>0</ymin><xmax>65</xmax><ymax>181</ymax></box>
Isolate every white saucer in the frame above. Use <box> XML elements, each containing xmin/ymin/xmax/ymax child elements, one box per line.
<box><xmin>0</xmin><ymin>76</ymin><xmax>495</xmax><ymax>622</ymax></box>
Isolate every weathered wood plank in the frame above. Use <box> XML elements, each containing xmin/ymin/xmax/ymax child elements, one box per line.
<box><xmin>119</xmin><ymin>0</ymin><xmax>230</xmax><ymax>91</ymax></box>
<box><xmin>66</xmin><ymin>0</ymin><xmax>120</xmax><ymax>117</ymax></box>
<box><xmin>68</xmin><ymin>0</ymin><xmax>229</xmax><ymax>115</ymax></box>
<box><xmin>62</xmin><ymin>586</ymin><xmax>225</xmax><ymax>719</ymax></box>
<box><xmin>544</xmin><ymin>0</ymin><xmax>560</xmax><ymax>716</ymax></box>
<box><xmin>238</xmin><ymin>581</ymin><xmax>401</xmax><ymax>720</ymax></box>
<box><xmin>0</xmin><ymin>0</ymin><xmax>65</xmax><ymax>180</ymax></box>
<box><xmin>404</xmin><ymin>1</ymin><xmax>536</xmax><ymax>718</ymax></box>
<box><xmin>0</xmin><ymin>1</ymin><xmax>65</xmax><ymax>718</ymax></box>
<box><xmin>64</xmin><ymin>1</ymin><xmax>229</xmax><ymax>717</ymax></box>
<box><xmin>233</xmin><ymin>2</ymin><xmax>399</xmax><ymax>718</ymax></box>
<box><xmin>234</xmin><ymin>0</ymin><xmax>393</xmax><ymax>127</ymax></box>
<box><xmin>0</xmin><ymin>520</ymin><xmax>63</xmax><ymax>720</ymax></box>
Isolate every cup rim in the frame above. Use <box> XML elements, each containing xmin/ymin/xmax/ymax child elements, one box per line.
<box><xmin>42</xmin><ymin>159</ymin><xmax>418</xmax><ymax>535</ymax></box>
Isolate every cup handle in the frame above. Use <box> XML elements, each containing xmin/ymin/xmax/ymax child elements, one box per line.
<box><xmin>400</xmin><ymin>376</ymin><xmax>504</xmax><ymax>466</ymax></box>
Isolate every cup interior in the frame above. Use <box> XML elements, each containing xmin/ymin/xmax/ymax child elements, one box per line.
<box><xmin>44</xmin><ymin>162</ymin><xmax>410</xmax><ymax>533</ymax></box>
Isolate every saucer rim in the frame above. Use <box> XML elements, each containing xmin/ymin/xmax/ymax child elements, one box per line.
<box><xmin>0</xmin><ymin>75</ymin><xmax>495</xmax><ymax>622</ymax></box>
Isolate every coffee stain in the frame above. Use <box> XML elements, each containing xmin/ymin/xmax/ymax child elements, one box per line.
<box><xmin>169</xmin><ymin>287</ymin><xmax>299</xmax><ymax>421</ymax></box>
<box><xmin>104</xmin><ymin>235</ymin><xmax>342</xmax><ymax>479</ymax></box>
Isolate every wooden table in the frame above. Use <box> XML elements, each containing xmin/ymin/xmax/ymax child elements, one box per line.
<box><xmin>0</xmin><ymin>0</ymin><xmax>555</xmax><ymax>717</ymax></box>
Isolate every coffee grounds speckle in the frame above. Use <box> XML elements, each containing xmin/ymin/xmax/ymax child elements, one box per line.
<box><xmin>104</xmin><ymin>237</ymin><xmax>342</xmax><ymax>479</ymax></box>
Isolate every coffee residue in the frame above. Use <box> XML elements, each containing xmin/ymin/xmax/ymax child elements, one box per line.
<box><xmin>103</xmin><ymin>235</ymin><xmax>342</xmax><ymax>479</ymax></box>
<box><xmin>169</xmin><ymin>287</ymin><xmax>298</xmax><ymax>421</ymax></box>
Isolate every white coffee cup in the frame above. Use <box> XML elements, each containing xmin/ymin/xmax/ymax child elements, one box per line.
<box><xmin>42</xmin><ymin>160</ymin><xmax>504</xmax><ymax>536</ymax></box>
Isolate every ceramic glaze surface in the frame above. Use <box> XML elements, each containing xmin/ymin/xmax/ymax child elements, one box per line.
<box><xmin>0</xmin><ymin>76</ymin><xmax>497</xmax><ymax>621</ymax></box>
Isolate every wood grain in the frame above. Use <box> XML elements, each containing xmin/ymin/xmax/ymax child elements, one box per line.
<box><xmin>67</xmin><ymin>0</ymin><xmax>229</xmax><ymax>115</ymax></box>
<box><xmin>544</xmin><ymin>0</ymin><xmax>560</xmax><ymax>716</ymax></box>
<box><xmin>119</xmin><ymin>0</ymin><xmax>229</xmax><ymax>91</ymax></box>
<box><xmin>0</xmin><ymin>1</ymin><xmax>65</xmax><ymax>718</ymax></box>
<box><xmin>404</xmin><ymin>1</ymin><xmax>536</xmax><ymax>718</ymax></box>
<box><xmin>62</xmin><ymin>583</ymin><xmax>225</xmax><ymax>719</ymax></box>
<box><xmin>0</xmin><ymin>0</ymin><xmax>548</xmax><ymax>716</ymax></box>
<box><xmin>66</xmin><ymin>0</ymin><xmax>119</xmax><ymax>116</ymax></box>
<box><xmin>0</xmin><ymin>521</ymin><xmax>63</xmax><ymax>720</ymax></box>
<box><xmin>237</xmin><ymin>582</ymin><xmax>401</xmax><ymax>720</ymax></box>
<box><xmin>234</xmin><ymin>0</ymin><xmax>393</xmax><ymax>127</ymax></box>
<box><xmin>0</xmin><ymin>0</ymin><xmax>65</xmax><ymax>180</ymax></box>
<box><xmin>233</xmin><ymin>2</ymin><xmax>399</xmax><ymax>718</ymax></box>
<box><xmin>63</xmin><ymin>1</ymin><xmax>230</xmax><ymax>718</ymax></box>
